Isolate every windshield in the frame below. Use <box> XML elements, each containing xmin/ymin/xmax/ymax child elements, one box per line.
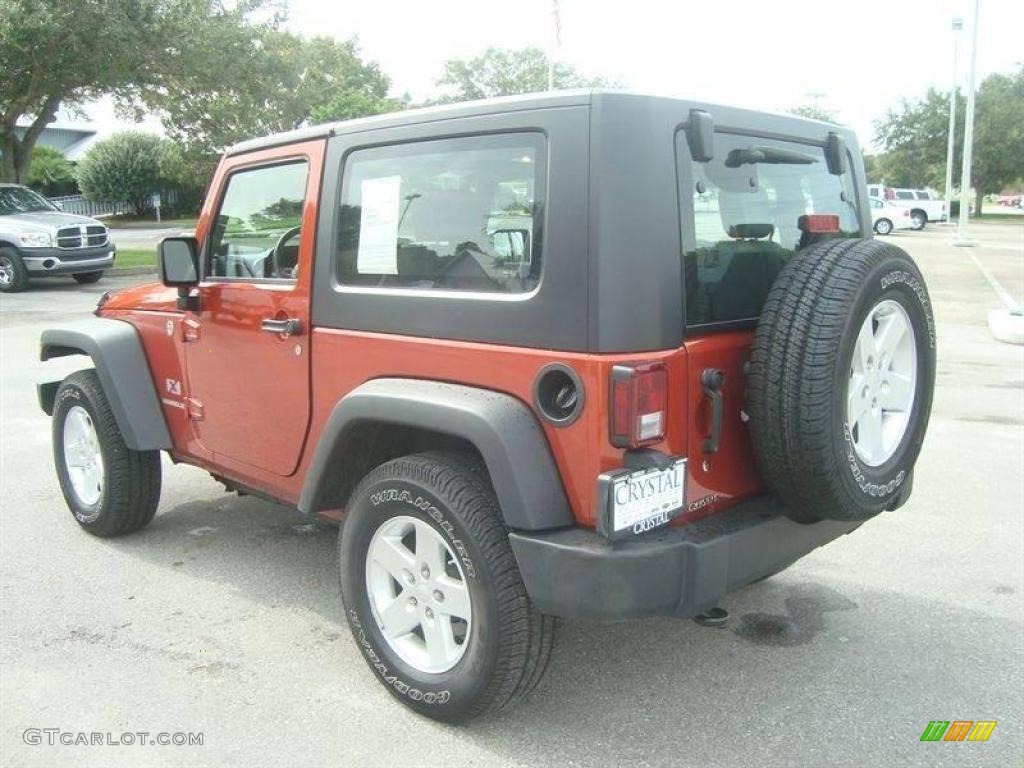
<box><xmin>0</xmin><ymin>186</ymin><xmax>57</xmax><ymax>215</ymax></box>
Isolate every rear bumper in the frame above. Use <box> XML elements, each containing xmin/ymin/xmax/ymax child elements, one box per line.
<box><xmin>19</xmin><ymin>244</ymin><xmax>115</xmax><ymax>275</ymax></box>
<box><xmin>509</xmin><ymin>496</ymin><xmax>861</xmax><ymax>620</ymax></box>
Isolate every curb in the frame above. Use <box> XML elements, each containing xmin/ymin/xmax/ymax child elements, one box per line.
<box><xmin>988</xmin><ymin>309</ymin><xmax>1024</xmax><ymax>345</ymax></box>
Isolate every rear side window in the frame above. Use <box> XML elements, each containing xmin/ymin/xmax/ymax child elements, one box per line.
<box><xmin>677</xmin><ymin>131</ymin><xmax>860</xmax><ymax>327</ymax></box>
<box><xmin>336</xmin><ymin>133</ymin><xmax>546</xmax><ymax>293</ymax></box>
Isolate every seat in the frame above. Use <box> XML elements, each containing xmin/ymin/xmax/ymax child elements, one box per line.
<box><xmin>706</xmin><ymin>224</ymin><xmax>786</xmax><ymax>321</ymax></box>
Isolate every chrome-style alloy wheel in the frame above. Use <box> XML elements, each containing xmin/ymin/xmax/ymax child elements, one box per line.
<box><xmin>847</xmin><ymin>299</ymin><xmax>918</xmax><ymax>466</ymax></box>
<box><xmin>0</xmin><ymin>255</ymin><xmax>14</xmax><ymax>286</ymax></box>
<box><xmin>365</xmin><ymin>515</ymin><xmax>472</xmax><ymax>674</ymax></box>
<box><xmin>63</xmin><ymin>405</ymin><xmax>105</xmax><ymax>506</ymax></box>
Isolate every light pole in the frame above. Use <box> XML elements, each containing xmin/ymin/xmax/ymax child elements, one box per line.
<box><xmin>954</xmin><ymin>0</ymin><xmax>981</xmax><ymax>247</ymax></box>
<box><xmin>943</xmin><ymin>17</ymin><xmax>963</xmax><ymax>224</ymax></box>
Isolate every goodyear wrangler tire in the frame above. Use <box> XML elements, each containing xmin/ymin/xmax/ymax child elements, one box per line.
<box><xmin>339</xmin><ymin>452</ymin><xmax>555</xmax><ymax>722</ymax></box>
<box><xmin>748</xmin><ymin>238</ymin><xmax>936</xmax><ymax>523</ymax></box>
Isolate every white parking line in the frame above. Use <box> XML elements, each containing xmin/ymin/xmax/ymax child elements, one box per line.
<box><xmin>965</xmin><ymin>250</ymin><xmax>1020</xmax><ymax>310</ymax></box>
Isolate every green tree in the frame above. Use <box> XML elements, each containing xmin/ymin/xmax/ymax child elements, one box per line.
<box><xmin>432</xmin><ymin>47</ymin><xmax>611</xmax><ymax>104</ymax></box>
<box><xmin>25</xmin><ymin>145</ymin><xmax>75</xmax><ymax>196</ymax></box>
<box><xmin>970</xmin><ymin>69</ymin><xmax>1024</xmax><ymax>214</ymax></box>
<box><xmin>788</xmin><ymin>104</ymin><xmax>838</xmax><ymax>123</ymax></box>
<box><xmin>874</xmin><ymin>88</ymin><xmax>963</xmax><ymax>189</ymax></box>
<box><xmin>874</xmin><ymin>66</ymin><xmax>1024</xmax><ymax>213</ymax></box>
<box><xmin>76</xmin><ymin>132</ymin><xmax>171</xmax><ymax>216</ymax></box>
<box><xmin>149</xmin><ymin>32</ymin><xmax>397</xmax><ymax>155</ymax></box>
<box><xmin>862</xmin><ymin>154</ymin><xmax>883</xmax><ymax>182</ymax></box>
<box><xmin>0</xmin><ymin>0</ymin><xmax>269</xmax><ymax>183</ymax></box>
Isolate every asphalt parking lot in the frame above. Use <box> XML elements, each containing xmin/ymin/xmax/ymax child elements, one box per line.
<box><xmin>1</xmin><ymin>220</ymin><xmax>1022</xmax><ymax>767</ymax></box>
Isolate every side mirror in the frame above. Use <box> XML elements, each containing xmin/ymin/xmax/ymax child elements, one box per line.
<box><xmin>158</xmin><ymin>236</ymin><xmax>199</xmax><ymax>287</ymax></box>
<box><xmin>158</xmin><ymin>236</ymin><xmax>200</xmax><ymax>311</ymax></box>
<box><xmin>490</xmin><ymin>229</ymin><xmax>530</xmax><ymax>259</ymax></box>
<box><xmin>825</xmin><ymin>132</ymin><xmax>848</xmax><ymax>176</ymax></box>
<box><xmin>686</xmin><ymin>109</ymin><xmax>714</xmax><ymax>162</ymax></box>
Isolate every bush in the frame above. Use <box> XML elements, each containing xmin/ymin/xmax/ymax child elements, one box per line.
<box><xmin>154</xmin><ymin>143</ymin><xmax>216</xmax><ymax>216</ymax></box>
<box><xmin>76</xmin><ymin>132</ymin><xmax>166</xmax><ymax>216</ymax></box>
<box><xmin>26</xmin><ymin>146</ymin><xmax>76</xmax><ymax>197</ymax></box>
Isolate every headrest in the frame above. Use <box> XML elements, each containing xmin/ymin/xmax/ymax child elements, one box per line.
<box><xmin>728</xmin><ymin>223</ymin><xmax>774</xmax><ymax>240</ymax></box>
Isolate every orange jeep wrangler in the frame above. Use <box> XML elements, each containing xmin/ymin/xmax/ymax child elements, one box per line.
<box><xmin>38</xmin><ymin>92</ymin><xmax>935</xmax><ymax>721</ymax></box>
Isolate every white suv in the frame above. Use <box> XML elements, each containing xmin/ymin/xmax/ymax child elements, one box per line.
<box><xmin>884</xmin><ymin>187</ymin><xmax>947</xmax><ymax>231</ymax></box>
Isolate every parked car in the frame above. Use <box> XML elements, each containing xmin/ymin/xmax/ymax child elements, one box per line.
<box><xmin>870</xmin><ymin>196</ymin><xmax>914</xmax><ymax>235</ymax></box>
<box><xmin>38</xmin><ymin>92</ymin><xmax>936</xmax><ymax>722</ymax></box>
<box><xmin>890</xmin><ymin>188</ymin><xmax>947</xmax><ymax>230</ymax></box>
<box><xmin>0</xmin><ymin>183</ymin><xmax>115</xmax><ymax>292</ymax></box>
<box><xmin>867</xmin><ymin>183</ymin><xmax>895</xmax><ymax>201</ymax></box>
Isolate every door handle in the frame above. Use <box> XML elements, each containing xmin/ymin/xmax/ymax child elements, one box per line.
<box><xmin>261</xmin><ymin>317</ymin><xmax>302</xmax><ymax>336</ymax></box>
<box><xmin>701</xmin><ymin>368</ymin><xmax>725</xmax><ymax>454</ymax></box>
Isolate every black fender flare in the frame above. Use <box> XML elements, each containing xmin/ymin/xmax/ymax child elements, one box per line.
<box><xmin>39</xmin><ymin>318</ymin><xmax>172</xmax><ymax>451</ymax></box>
<box><xmin>298</xmin><ymin>378</ymin><xmax>574</xmax><ymax>531</ymax></box>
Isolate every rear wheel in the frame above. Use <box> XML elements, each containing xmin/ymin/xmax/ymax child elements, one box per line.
<box><xmin>339</xmin><ymin>452</ymin><xmax>554</xmax><ymax>722</ymax></box>
<box><xmin>73</xmin><ymin>271</ymin><xmax>104</xmax><ymax>284</ymax></box>
<box><xmin>53</xmin><ymin>370</ymin><xmax>162</xmax><ymax>536</ymax></box>
<box><xmin>0</xmin><ymin>247</ymin><xmax>29</xmax><ymax>292</ymax></box>
<box><xmin>748</xmin><ymin>238</ymin><xmax>936</xmax><ymax>523</ymax></box>
<box><xmin>873</xmin><ymin>218</ymin><xmax>893</xmax><ymax>236</ymax></box>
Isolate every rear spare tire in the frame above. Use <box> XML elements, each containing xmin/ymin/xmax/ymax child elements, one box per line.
<box><xmin>748</xmin><ymin>238</ymin><xmax>935</xmax><ymax>523</ymax></box>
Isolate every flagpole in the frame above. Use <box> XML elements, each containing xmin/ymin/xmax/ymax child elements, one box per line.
<box><xmin>548</xmin><ymin>0</ymin><xmax>560</xmax><ymax>90</ymax></box>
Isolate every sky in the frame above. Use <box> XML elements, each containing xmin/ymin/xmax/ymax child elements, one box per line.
<box><xmin>74</xmin><ymin>0</ymin><xmax>1022</xmax><ymax>153</ymax></box>
<box><xmin>285</xmin><ymin>0</ymin><xmax>1024</xmax><ymax>151</ymax></box>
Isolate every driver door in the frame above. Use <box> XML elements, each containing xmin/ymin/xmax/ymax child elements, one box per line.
<box><xmin>184</xmin><ymin>143</ymin><xmax>323</xmax><ymax>477</ymax></box>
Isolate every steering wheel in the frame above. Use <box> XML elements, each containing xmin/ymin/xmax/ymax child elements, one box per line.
<box><xmin>271</xmin><ymin>226</ymin><xmax>302</xmax><ymax>278</ymax></box>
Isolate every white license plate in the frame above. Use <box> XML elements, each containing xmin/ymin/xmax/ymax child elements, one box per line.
<box><xmin>604</xmin><ymin>459</ymin><xmax>686</xmax><ymax>538</ymax></box>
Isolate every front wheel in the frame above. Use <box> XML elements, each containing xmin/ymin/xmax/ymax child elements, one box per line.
<box><xmin>73</xmin><ymin>271</ymin><xmax>104</xmax><ymax>284</ymax></box>
<box><xmin>339</xmin><ymin>452</ymin><xmax>555</xmax><ymax>722</ymax></box>
<box><xmin>53</xmin><ymin>370</ymin><xmax>162</xmax><ymax>536</ymax></box>
<box><xmin>0</xmin><ymin>247</ymin><xmax>29</xmax><ymax>292</ymax></box>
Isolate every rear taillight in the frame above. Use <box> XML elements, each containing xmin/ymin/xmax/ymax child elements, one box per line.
<box><xmin>610</xmin><ymin>363</ymin><xmax>667</xmax><ymax>448</ymax></box>
<box><xmin>799</xmin><ymin>214</ymin><xmax>841</xmax><ymax>234</ymax></box>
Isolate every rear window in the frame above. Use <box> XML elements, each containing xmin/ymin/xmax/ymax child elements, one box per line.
<box><xmin>677</xmin><ymin>131</ymin><xmax>860</xmax><ymax>327</ymax></box>
<box><xmin>336</xmin><ymin>133</ymin><xmax>545</xmax><ymax>294</ymax></box>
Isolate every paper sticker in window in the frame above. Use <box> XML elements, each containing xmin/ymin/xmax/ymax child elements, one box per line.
<box><xmin>356</xmin><ymin>175</ymin><xmax>401</xmax><ymax>275</ymax></box>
